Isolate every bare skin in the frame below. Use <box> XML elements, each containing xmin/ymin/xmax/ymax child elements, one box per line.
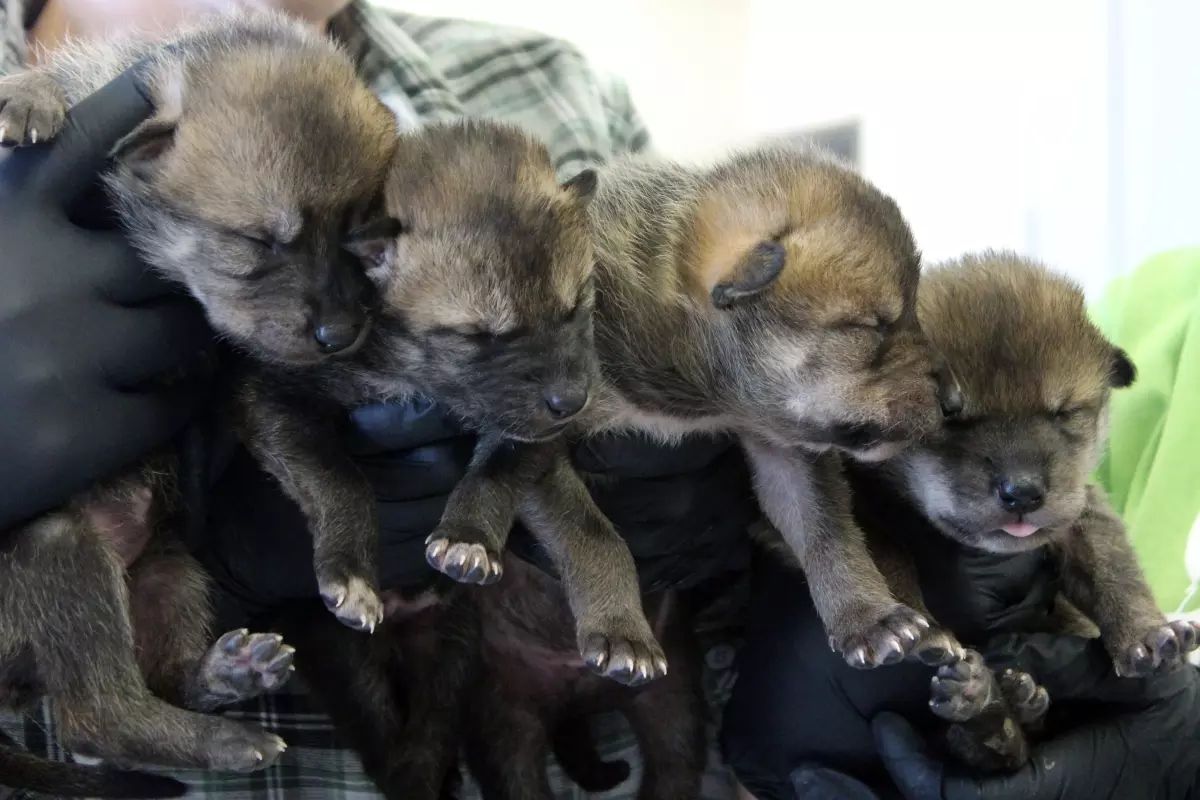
<box><xmin>28</xmin><ymin>0</ymin><xmax>352</xmax><ymax>62</ymax></box>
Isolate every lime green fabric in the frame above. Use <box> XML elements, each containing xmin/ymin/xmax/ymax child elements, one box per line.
<box><xmin>1092</xmin><ymin>248</ymin><xmax>1200</xmax><ymax>614</ymax></box>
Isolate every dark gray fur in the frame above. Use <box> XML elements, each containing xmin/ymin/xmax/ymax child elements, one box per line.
<box><xmin>0</xmin><ymin>12</ymin><xmax>400</xmax><ymax>792</ymax></box>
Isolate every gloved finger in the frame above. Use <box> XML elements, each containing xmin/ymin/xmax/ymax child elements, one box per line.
<box><xmin>82</xmin><ymin>229</ymin><xmax>181</xmax><ymax>304</ymax></box>
<box><xmin>376</xmin><ymin>495</ymin><xmax>452</xmax><ymax>545</ymax></box>
<box><xmin>35</xmin><ymin>67</ymin><xmax>153</xmax><ymax>204</ymax></box>
<box><xmin>573</xmin><ymin>431</ymin><xmax>734</xmax><ymax>477</ymax></box>
<box><xmin>346</xmin><ymin>397</ymin><xmax>466</xmax><ymax>455</ymax></box>
<box><xmin>872</xmin><ymin>712</ymin><xmax>951</xmax><ymax>800</ymax></box>
<box><xmin>944</xmin><ymin>721</ymin><xmax>1126</xmax><ymax>800</ymax></box>
<box><xmin>92</xmin><ymin>299</ymin><xmax>213</xmax><ymax>389</ymax></box>
<box><xmin>791</xmin><ymin>764</ymin><xmax>883</xmax><ymax>800</ymax></box>
<box><xmin>20</xmin><ymin>383</ymin><xmax>203</xmax><ymax>510</ymax></box>
<box><xmin>377</xmin><ymin>533</ymin><xmax>437</xmax><ymax>590</ymax></box>
<box><xmin>100</xmin><ymin>382</ymin><xmax>207</xmax><ymax>458</ymax></box>
<box><xmin>355</xmin><ymin>439</ymin><xmax>474</xmax><ymax>501</ymax></box>
<box><xmin>983</xmin><ymin>633</ymin><xmax>1192</xmax><ymax>705</ymax></box>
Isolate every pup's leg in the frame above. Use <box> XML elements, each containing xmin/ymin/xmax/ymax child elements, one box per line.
<box><xmin>426</xmin><ymin>435</ymin><xmax>555</xmax><ymax>586</ymax></box>
<box><xmin>238</xmin><ymin>376</ymin><xmax>384</xmax><ymax>633</ymax></box>
<box><xmin>129</xmin><ymin>538</ymin><xmax>293</xmax><ymax>712</ymax></box>
<box><xmin>931</xmin><ymin>650</ymin><xmax>1031</xmax><ymax>773</ymax></box>
<box><xmin>464</xmin><ymin>680</ymin><xmax>554</xmax><ymax>800</ymax></box>
<box><xmin>866</xmin><ymin>525</ymin><xmax>965</xmax><ymax>666</ymax></box>
<box><xmin>275</xmin><ymin>590</ymin><xmax>474</xmax><ymax>800</ymax></box>
<box><xmin>623</xmin><ymin>594</ymin><xmax>706</xmax><ymax>800</ymax></box>
<box><xmin>0</xmin><ymin>69</ymin><xmax>67</xmax><ymax>146</ymax></box>
<box><xmin>5</xmin><ymin>510</ymin><xmax>285</xmax><ymax>772</ymax></box>
<box><xmin>519</xmin><ymin>450</ymin><xmax>667</xmax><ymax>686</ymax></box>
<box><xmin>1056</xmin><ymin>486</ymin><xmax>1200</xmax><ymax>677</ymax></box>
<box><xmin>743</xmin><ymin>440</ymin><xmax>928</xmax><ymax>668</ymax></box>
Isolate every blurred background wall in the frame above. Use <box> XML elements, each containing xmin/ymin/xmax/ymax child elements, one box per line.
<box><xmin>380</xmin><ymin>0</ymin><xmax>1199</xmax><ymax>298</ymax></box>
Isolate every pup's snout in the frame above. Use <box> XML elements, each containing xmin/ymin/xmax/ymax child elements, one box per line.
<box><xmin>997</xmin><ymin>474</ymin><xmax>1045</xmax><ymax>514</ymax></box>
<box><xmin>314</xmin><ymin>318</ymin><xmax>365</xmax><ymax>354</ymax></box>
<box><xmin>543</xmin><ymin>384</ymin><xmax>589</xmax><ymax>419</ymax></box>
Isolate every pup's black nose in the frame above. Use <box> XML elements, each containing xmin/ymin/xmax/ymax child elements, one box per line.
<box><xmin>544</xmin><ymin>386</ymin><xmax>589</xmax><ymax>419</ymax></box>
<box><xmin>314</xmin><ymin>321</ymin><xmax>363</xmax><ymax>353</ymax></box>
<box><xmin>997</xmin><ymin>476</ymin><xmax>1045</xmax><ymax>514</ymax></box>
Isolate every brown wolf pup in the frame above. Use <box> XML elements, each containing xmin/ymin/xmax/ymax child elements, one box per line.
<box><xmin>232</xmin><ymin>117</ymin><xmax>667</xmax><ymax>684</ymax></box>
<box><xmin>0</xmin><ymin>12</ymin><xmax>397</xmax><ymax>795</ymax></box>
<box><xmin>861</xmin><ymin>252</ymin><xmax>1200</xmax><ymax>771</ymax></box>
<box><xmin>425</xmin><ymin>145</ymin><xmax>966</xmax><ymax>673</ymax></box>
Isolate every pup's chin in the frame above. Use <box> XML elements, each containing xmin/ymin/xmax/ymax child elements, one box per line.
<box><xmin>935</xmin><ymin>516</ymin><xmax>1051</xmax><ymax>554</ymax></box>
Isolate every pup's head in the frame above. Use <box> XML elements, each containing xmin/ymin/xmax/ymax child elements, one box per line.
<box><xmin>355</xmin><ymin>121</ymin><xmax>598</xmax><ymax>441</ymax></box>
<box><xmin>107</xmin><ymin>16</ymin><xmax>398</xmax><ymax>366</ymax></box>
<box><xmin>685</xmin><ymin>148</ymin><xmax>958</xmax><ymax>459</ymax></box>
<box><xmin>892</xmin><ymin>252</ymin><xmax>1135</xmax><ymax>553</ymax></box>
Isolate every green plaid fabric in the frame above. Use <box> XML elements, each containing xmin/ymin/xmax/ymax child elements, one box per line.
<box><xmin>0</xmin><ymin>632</ymin><xmax>741</xmax><ymax>800</ymax></box>
<box><xmin>0</xmin><ymin>3</ymin><xmax>738</xmax><ymax>798</ymax></box>
<box><xmin>332</xmin><ymin>2</ymin><xmax>651</xmax><ymax>178</ymax></box>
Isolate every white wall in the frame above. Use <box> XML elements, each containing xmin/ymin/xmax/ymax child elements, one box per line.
<box><xmin>372</xmin><ymin>0</ymin><xmax>1198</xmax><ymax>296</ymax></box>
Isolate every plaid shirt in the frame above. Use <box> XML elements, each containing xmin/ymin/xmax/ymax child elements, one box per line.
<box><xmin>0</xmin><ymin>2</ymin><xmax>738</xmax><ymax>798</ymax></box>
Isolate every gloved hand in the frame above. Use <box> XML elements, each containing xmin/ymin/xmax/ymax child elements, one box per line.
<box><xmin>872</xmin><ymin>633</ymin><xmax>1200</xmax><ymax>800</ymax></box>
<box><xmin>0</xmin><ymin>68</ymin><xmax>212</xmax><ymax>530</ymax></box>
<box><xmin>200</xmin><ymin>397</ymin><xmax>754</xmax><ymax>627</ymax></box>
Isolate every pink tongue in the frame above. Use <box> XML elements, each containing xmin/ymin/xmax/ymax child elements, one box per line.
<box><xmin>1001</xmin><ymin>522</ymin><xmax>1041</xmax><ymax>538</ymax></box>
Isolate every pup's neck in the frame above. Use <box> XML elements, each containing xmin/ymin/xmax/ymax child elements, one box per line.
<box><xmin>592</xmin><ymin>234</ymin><xmax>735</xmax><ymax>421</ymax></box>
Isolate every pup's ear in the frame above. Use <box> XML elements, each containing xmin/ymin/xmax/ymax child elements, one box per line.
<box><xmin>711</xmin><ymin>240</ymin><xmax>786</xmax><ymax>309</ymax></box>
<box><xmin>1109</xmin><ymin>347</ymin><xmax>1136</xmax><ymax>388</ymax></box>
<box><xmin>109</xmin><ymin>63</ymin><xmax>184</xmax><ymax>180</ymax></box>
<box><xmin>345</xmin><ymin>217</ymin><xmax>404</xmax><ymax>269</ymax></box>
<box><xmin>561</xmin><ymin>168</ymin><xmax>598</xmax><ymax>203</ymax></box>
<box><xmin>110</xmin><ymin>117</ymin><xmax>177</xmax><ymax>176</ymax></box>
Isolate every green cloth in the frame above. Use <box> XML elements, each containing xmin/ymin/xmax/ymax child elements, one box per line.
<box><xmin>1093</xmin><ymin>247</ymin><xmax>1200</xmax><ymax>615</ymax></box>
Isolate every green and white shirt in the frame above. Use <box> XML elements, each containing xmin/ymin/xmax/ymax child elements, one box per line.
<box><xmin>0</xmin><ymin>0</ymin><xmax>651</xmax><ymax>178</ymax></box>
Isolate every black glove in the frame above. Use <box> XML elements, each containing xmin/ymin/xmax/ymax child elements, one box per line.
<box><xmin>200</xmin><ymin>397</ymin><xmax>754</xmax><ymax>627</ymax></box>
<box><xmin>873</xmin><ymin>634</ymin><xmax>1200</xmax><ymax>800</ymax></box>
<box><xmin>200</xmin><ymin>396</ymin><xmax>473</xmax><ymax>627</ymax></box>
<box><xmin>0</xmin><ymin>68</ymin><xmax>212</xmax><ymax>530</ymax></box>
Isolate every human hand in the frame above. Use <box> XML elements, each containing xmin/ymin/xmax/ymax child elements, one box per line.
<box><xmin>873</xmin><ymin>633</ymin><xmax>1200</xmax><ymax>800</ymax></box>
<box><xmin>0</xmin><ymin>68</ymin><xmax>211</xmax><ymax>529</ymax></box>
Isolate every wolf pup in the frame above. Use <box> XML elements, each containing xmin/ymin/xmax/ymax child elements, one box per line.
<box><xmin>864</xmin><ymin>252</ymin><xmax>1200</xmax><ymax>771</ymax></box>
<box><xmin>0</xmin><ymin>12</ymin><xmax>397</xmax><ymax>794</ymax></box>
<box><xmin>233</xmin><ymin>118</ymin><xmax>663</xmax><ymax>682</ymax></box>
<box><xmin>425</xmin><ymin>146</ymin><xmax>965</xmax><ymax>672</ymax></box>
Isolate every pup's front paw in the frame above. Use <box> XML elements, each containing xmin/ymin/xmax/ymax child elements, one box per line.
<box><xmin>997</xmin><ymin>667</ymin><xmax>1050</xmax><ymax>726</ymax></box>
<box><xmin>1111</xmin><ymin>620</ymin><xmax>1200</xmax><ymax>677</ymax></box>
<box><xmin>834</xmin><ymin>605</ymin><xmax>928</xmax><ymax>668</ymax></box>
<box><xmin>425</xmin><ymin>525</ymin><xmax>503</xmax><ymax>585</ymax></box>
<box><xmin>911</xmin><ymin>625</ymin><xmax>967</xmax><ymax>666</ymax></box>
<box><xmin>192</xmin><ymin>629</ymin><xmax>295</xmax><ymax>709</ymax></box>
<box><xmin>0</xmin><ymin>76</ymin><xmax>66</xmax><ymax>146</ymax></box>
<box><xmin>930</xmin><ymin>650</ymin><xmax>1000</xmax><ymax>722</ymax></box>
<box><xmin>207</xmin><ymin>723</ymin><xmax>287</xmax><ymax>773</ymax></box>
<box><xmin>579</xmin><ymin>615</ymin><xmax>668</xmax><ymax>686</ymax></box>
<box><xmin>318</xmin><ymin>573</ymin><xmax>384</xmax><ymax>633</ymax></box>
